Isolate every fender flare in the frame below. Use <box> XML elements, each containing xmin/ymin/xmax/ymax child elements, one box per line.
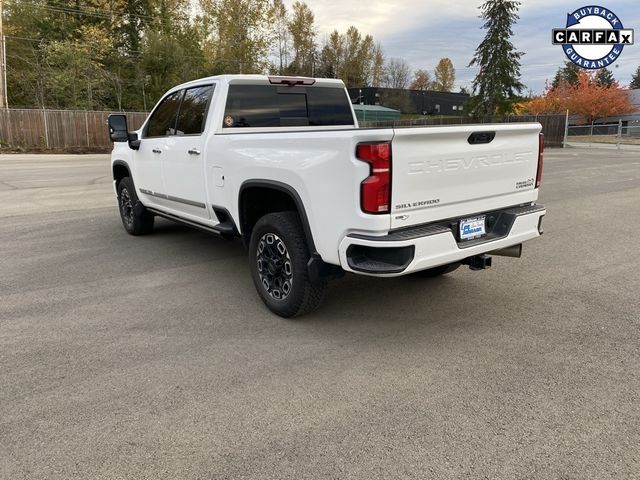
<box><xmin>112</xmin><ymin>160</ymin><xmax>131</xmax><ymax>181</ymax></box>
<box><xmin>238</xmin><ymin>180</ymin><xmax>343</xmax><ymax>284</ymax></box>
<box><xmin>238</xmin><ymin>179</ymin><xmax>317</xmax><ymax>255</ymax></box>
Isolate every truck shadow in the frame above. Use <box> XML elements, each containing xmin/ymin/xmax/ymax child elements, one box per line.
<box><xmin>146</xmin><ymin>218</ymin><xmax>503</xmax><ymax>332</ymax></box>
<box><xmin>320</xmin><ymin>272</ymin><xmax>485</xmax><ymax>325</ymax></box>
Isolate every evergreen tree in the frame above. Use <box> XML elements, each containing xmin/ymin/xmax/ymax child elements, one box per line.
<box><xmin>595</xmin><ymin>68</ymin><xmax>615</xmax><ymax>87</ymax></box>
<box><xmin>467</xmin><ymin>0</ymin><xmax>524</xmax><ymax>115</ymax></box>
<box><xmin>552</xmin><ymin>61</ymin><xmax>580</xmax><ymax>88</ymax></box>
<box><xmin>630</xmin><ymin>66</ymin><xmax>640</xmax><ymax>89</ymax></box>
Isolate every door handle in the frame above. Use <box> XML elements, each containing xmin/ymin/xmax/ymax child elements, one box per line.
<box><xmin>152</xmin><ymin>147</ymin><xmax>162</xmax><ymax>154</ymax></box>
<box><xmin>188</xmin><ymin>148</ymin><xmax>201</xmax><ymax>155</ymax></box>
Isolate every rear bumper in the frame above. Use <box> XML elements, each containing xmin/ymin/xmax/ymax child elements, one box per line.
<box><xmin>338</xmin><ymin>204</ymin><xmax>545</xmax><ymax>276</ymax></box>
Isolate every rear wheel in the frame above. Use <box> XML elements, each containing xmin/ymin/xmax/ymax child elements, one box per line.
<box><xmin>117</xmin><ymin>177</ymin><xmax>154</xmax><ymax>235</ymax></box>
<box><xmin>412</xmin><ymin>262</ymin><xmax>461</xmax><ymax>278</ymax></box>
<box><xmin>249</xmin><ymin>211</ymin><xmax>326</xmax><ymax>318</ymax></box>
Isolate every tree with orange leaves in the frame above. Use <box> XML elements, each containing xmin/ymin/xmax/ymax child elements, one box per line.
<box><xmin>522</xmin><ymin>69</ymin><xmax>636</xmax><ymax>123</ymax></box>
<box><xmin>521</xmin><ymin>81</ymin><xmax>565</xmax><ymax>115</ymax></box>
<box><xmin>566</xmin><ymin>70</ymin><xmax>635</xmax><ymax>123</ymax></box>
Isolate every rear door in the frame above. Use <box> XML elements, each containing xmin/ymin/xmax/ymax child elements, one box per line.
<box><xmin>389</xmin><ymin>123</ymin><xmax>542</xmax><ymax>229</ymax></box>
<box><xmin>162</xmin><ymin>84</ymin><xmax>215</xmax><ymax>221</ymax></box>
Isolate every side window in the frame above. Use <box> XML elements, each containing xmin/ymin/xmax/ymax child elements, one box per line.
<box><xmin>175</xmin><ymin>85</ymin><xmax>214</xmax><ymax>135</ymax></box>
<box><xmin>145</xmin><ymin>91</ymin><xmax>183</xmax><ymax>137</ymax></box>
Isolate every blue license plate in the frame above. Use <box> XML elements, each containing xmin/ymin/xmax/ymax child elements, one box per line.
<box><xmin>459</xmin><ymin>216</ymin><xmax>486</xmax><ymax>241</ymax></box>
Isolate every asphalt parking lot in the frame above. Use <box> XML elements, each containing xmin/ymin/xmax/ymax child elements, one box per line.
<box><xmin>1</xmin><ymin>147</ymin><xmax>639</xmax><ymax>479</ymax></box>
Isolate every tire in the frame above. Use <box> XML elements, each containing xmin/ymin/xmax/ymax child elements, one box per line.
<box><xmin>249</xmin><ymin>211</ymin><xmax>326</xmax><ymax>318</ymax></box>
<box><xmin>117</xmin><ymin>177</ymin><xmax>154</xmax><ymax>235</ymax></box>
<box><xmin>412</xmin><ymin>262</ymin><xmax>461</xmax><ymax>278</ymax></box>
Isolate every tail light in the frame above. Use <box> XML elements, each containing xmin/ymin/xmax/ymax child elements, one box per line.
<box><xmin>356</xmin><ymin>142</ymin><xmax>391</xmax><ymax>214</ymax></box>
<box><xmin>536</xmin><ymin>133</ymin><xmax>544</xmax><ymax>188</ymax></box>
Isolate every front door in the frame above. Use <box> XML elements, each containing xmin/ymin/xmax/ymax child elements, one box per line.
<box><xmin>136</xmin><ymin>90</ymin><xmax>183</xmax><ymax>206</ymax></box>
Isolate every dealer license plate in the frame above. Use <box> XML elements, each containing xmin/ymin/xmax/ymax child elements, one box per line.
<box><xmin>459</xmin><ymin>216</ymin><xmax>486</xmax><ymax>241</ymax></box>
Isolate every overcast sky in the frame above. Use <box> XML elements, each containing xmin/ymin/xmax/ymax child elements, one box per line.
<box><xmin>287</xmin><ymin>0</ymin><xmax>640</xmax><ymax>94</ymax></box>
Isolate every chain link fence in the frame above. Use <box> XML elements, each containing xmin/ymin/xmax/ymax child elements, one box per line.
<box><xmin>566</xmin><ymin>121</ymin><xmax>640</xmax><ymax>148</ymax></box>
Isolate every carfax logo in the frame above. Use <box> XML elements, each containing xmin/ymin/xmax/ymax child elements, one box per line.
<box><xmin>552</xmin><ymin>6</ymin><xmax>634</xmax><ymax>69</ymax></box>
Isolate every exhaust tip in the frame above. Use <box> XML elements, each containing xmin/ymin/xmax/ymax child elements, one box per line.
<box><xmin>538</xmin><ymin>215</ymin><xmax>545</xmax><ymax>235</ymax></box>
<box><xmin>490</xmin><ymin>244</ymin><xmax>522</xmax><ymax>258</ymax></box>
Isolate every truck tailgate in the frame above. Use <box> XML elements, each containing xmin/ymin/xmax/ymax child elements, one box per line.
<box><xmin>390</xmin><ymin>123</ymin><xmax>542</xmax><ymax>229</ymax></box>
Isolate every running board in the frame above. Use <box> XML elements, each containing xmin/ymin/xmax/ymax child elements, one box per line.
<box><xmin>147</xmin><ymin>208</ymin><xmax>235</xmax><ymax>237</ymax></box>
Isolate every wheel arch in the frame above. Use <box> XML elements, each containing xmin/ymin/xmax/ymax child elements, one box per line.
<box><xmin>112</xmin><ymin>160</ymin><xmax>131</xmax><ymax>189</ymax></box>
<box><xmin>238</xmin><ymin>180</ymin><xmax>317</xmax><ymax>255</ymax></box>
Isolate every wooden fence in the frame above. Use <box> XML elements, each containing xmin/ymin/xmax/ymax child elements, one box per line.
<box><xmin>0</xmin><ymin>109</ymin><xmax>567</xmax><ymax>150</ymax></box>
<box><xmin>0</xmin><ymin>109</ymin><xmax>147</xmax><ymax>150</ymax></box>
<box><xmin>361</xmin><ymin>114</ymin><xmax>567</xmax><ymax>147</ymax></box>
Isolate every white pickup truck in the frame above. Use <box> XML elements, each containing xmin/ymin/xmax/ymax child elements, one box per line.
<box><xmin>108</xmin><ymin>74</ymin><xmax>545</xmax><ymax>317</ymax></box>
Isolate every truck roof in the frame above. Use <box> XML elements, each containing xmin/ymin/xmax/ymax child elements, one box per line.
<box><xmin>172</xmin><ymin>75</ymin><xmax>346</xmax><ymax>91</ymax></box>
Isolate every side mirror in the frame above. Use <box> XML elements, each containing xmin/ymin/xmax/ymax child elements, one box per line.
<box><xmin>108</xmin><ymin>114</ymin><xmax>129</xmax><ymax>142</ymax></box>
<box><xmin>128</xmin><ymin>132</ymin><xmax>141</xmax><ymax>150</ymax></box>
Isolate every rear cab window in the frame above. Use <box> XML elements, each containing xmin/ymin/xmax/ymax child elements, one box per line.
<box><xmin>222</xmin><ymin>84</ymin><xmax>354</xmax><ymax>129</ymax></box>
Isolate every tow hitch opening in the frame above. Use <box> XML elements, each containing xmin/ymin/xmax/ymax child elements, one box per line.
<box><xmin>463</xmin><ymin>254</ymin><xmax>492</xmax><ymax>271</ymax></box>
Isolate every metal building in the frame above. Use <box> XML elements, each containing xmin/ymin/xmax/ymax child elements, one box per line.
<box><xmin>352</xmin><ymin>104</ymin><xmax>401</xmax><ymax>122</ymax></box>
<box><xmin>348</xmin><ymin>87</ymin><xmax>470</xmax><ymax>116</ymax></box>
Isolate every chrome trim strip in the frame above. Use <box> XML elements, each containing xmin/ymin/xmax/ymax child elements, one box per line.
<box><xmin>139</xmin><ymin>188</ymin><xmax>205</xmax><ymax>208</ymax></box>
<box><xmin>167</xmin><ymin>195</ymin><xmax>206</xmax><ymax>208</ymax></box>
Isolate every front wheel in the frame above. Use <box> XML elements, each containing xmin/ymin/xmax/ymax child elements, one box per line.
<box><xmin>249</xmin><ymin>212</ymin><xmax>326</xmax><ymax>318</ymax></box>
<box><xmin>117</xmin><ymin>177</ymin><xmax>154</xmax><ymax>235</ymax></box>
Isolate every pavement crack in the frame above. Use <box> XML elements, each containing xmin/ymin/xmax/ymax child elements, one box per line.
<box><xmin>0</xmin><ymin>181</ymin><xmax>19</xmax><ymax>190</ymax></box>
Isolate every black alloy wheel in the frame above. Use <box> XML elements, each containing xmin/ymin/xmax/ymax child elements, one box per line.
<box><xmin>249</xmin><ymin>212</ymin><xmax>326</xmax><ymax>317</ymax></box>
<box><xmin>117</xmin><ymin>176</ymin><xmax>154</xmax><ymax>235</ymax></box>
